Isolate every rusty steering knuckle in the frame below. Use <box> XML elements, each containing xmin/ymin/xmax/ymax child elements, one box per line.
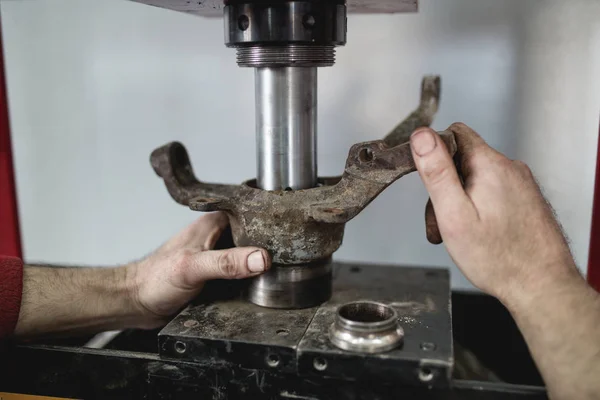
<box><xmin>150</xmin><ymin>75</ymin><xmax>456</xmax><ymax>267</ymax></box>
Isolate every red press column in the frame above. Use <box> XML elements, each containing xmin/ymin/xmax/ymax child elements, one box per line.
<box><xmin>0</xmin><ymin>21</ymin><xmax>22</xmax><ymax>258</ymax></box>
<box><xmin>588</xmin><ymin>120</ymin><xmax>600</xmax><ymax>292</ymax></box>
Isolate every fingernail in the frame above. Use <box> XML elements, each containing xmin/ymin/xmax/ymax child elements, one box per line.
<box><xmin>411</xmin><ymin>129</ymin><xmax>437</xmax><ymax>156</ymax></box>
<box><xmin>247</xmin><ymin>251</ymin><xmax>266</xmax><ymax>272</ymax></box>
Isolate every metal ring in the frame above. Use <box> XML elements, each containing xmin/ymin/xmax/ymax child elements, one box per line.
<box><xmin>236</xmin><ymin>45</ymin><xmax>335</xmax><ymax>67</ymax></box>
<box><xmin>329</xmin><ymin>301</ymin><xmax>404</xmax><ymax>353</ymax></box>
<box><xmin>247</xmin><ymin>260</ymin><xmax>332</xmax><ymax>309</ymax></box>
<box><xmin>224</xmin><ymin>1</ymin><xmax>346</xmax><ymax>46</ymax></box>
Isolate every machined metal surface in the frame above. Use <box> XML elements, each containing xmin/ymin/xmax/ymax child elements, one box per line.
<box><xmin>158</xmin><ymin>263</ymin><xmax>454</xmax><ymax>387</ymax></box>
<box><xmin>329</xmin><ymin>300</ymin><xmax>404</xmax><ymax>353</ymax></box>
<box><xmin>131</xmin><ymin>0</ymin><xmax>418</xmax><ymax>18</ymax></box>
<box><xmin>256</xmin><ymin>66</ymin><xmax>317</xmax><ymax>191</ymax></box>
<box><xmin>237</xmin><ymin>45</ymin><xmax>336</xmax><ymax>67</ymax></box>
<box><xmin>248</xmin><ymin>259</ymin><xmax>332</xmax><ymax>308</ymax></box>
<box><xmin>225</xmin><ymin>2</ymin><xmax>346</xmax><ymax>48</ymax></box>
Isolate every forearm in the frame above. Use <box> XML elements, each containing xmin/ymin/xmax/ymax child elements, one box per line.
<box><xmin>14</xmin><ymin>264</ymin><xmax>144</xmax><ymax>338</ymax></box>
<box><xmin>502</xmin><ymin>264</ymin><xmax>600</xmax><ymax>400</ymax></box>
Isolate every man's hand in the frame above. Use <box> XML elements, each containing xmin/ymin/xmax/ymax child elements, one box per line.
<box><xmin>410</xmin><ymin>123</ymin><xmax>578</xmax><ymax>300</ymax></box>
<box><xmin>14</xmin><ymin>212</ymin><xmax>270</xmax><ymax>338</ymax></box>
<box><xmin>129</xmin><ymin>212</ymin><xmax>270</xmax><ymax>328</ymax></box>
<box><xmin>410</xmin><ymin>123</ymin><xmax>600</xmax><ymax>400</ymax></box>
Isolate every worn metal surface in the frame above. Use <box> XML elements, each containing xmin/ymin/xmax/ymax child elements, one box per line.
<box><xmin>328</xmin><ymin>300</ymin><xmax>404</xmax><ymax>353</ymax></box>
<box><xmin>130</xmin><ymin>0</ymin><xmax>418</xmax><ymax>18</ymax></box>
<box><xmin>247</xmin><ymin>258</ymin><xmax>333</xmax><ymax>308</ymax></box>
<box><xmin>158</xmin><ymin>262</ymin><xmax>453</xmax><ymax>388</ymax></box>
<box><xmin>0</xmin><ymin>344</ymin><xmax>548</xmax><ymax>399</ymax></box>
<box><xmin>298</xmin><ymin>263</ymin><xmax>453</xmax><ymax>387</ymax></box>
<box><xmin>158</xmin><ymin>265</ymin><xmax>341</xmax><ymax>371</ymax></box>
<box><xmin>151</xmin><ymin>76</ymin><xmax>452</xmax><ymax>266</ymax></box>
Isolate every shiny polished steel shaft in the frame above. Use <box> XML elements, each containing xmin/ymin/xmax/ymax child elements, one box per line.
<box><xmin>255</xmin><ymin>67</ymin><xmax>317</xmax><ymax>191</ymax></box>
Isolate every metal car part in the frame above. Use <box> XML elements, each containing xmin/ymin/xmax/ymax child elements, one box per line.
<box><xmin>150</xmin><ymin>75</ymin><xmax>453</xmax><ymax>308</ymax></box>
<box><xmin>247</xmin><ymin>257</ymin><xmax>332</xmax><ymax>308</ymax></box>
<box><xmin>329</xmin><ymin>300</ymin><xmax>404</xmax><ymax>353</ymax></box>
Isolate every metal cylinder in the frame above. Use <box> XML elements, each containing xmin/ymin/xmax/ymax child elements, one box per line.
<box><xmin>247</xmin><ymin>259</ymin><xmax>332</xmax><ymax>309</ymax></box>
<box><xmin>255</xmin><ymin>66</ymin><xmax>317</xmax><ymax>191</ymax></box>
<box><xmin>329</xmin><ymin>301</ymin><xmax>404</xmax><ymax>353</ymax></box>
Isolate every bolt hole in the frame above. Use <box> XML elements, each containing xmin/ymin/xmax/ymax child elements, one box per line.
<box><xmin>419</xmin><ymin>367</ymin><xmax>434</xmax><ymax>382</ymax></box>
<box><xmin>313</xmin><ymin>357</ymin><xmax>328</xmax><ymax>371</ymax></box>
<box><xmin>266</xmin><ymin>354</ymin><xmax>280</xmax><ymax>367</ymax></box>
<box><xmin>359</xmin><ymin>148</ymin><xmax>374</xmax><ymax>162</ymax></box>
<box><xmin>420</xmin><ymin>342</ymin><xmax>436</xmax><ymax>351</ymax></box>
<box><xmin>350</xmin><ymin>266</ymin><xmax>361</xmax><ymax>273</ymax></box>
<box><xmin>238</xmin><ymin>14</ymin><xmax>250</xmax><ymax>31</ymax></box>
<box><xmin>276</xmin><ymin>329</ymin><xmax>290</xmax><ymax>337</ymax></box>
<box><xmin>174</xmin><ymin>341</ymin><xmax>187</xmax><ymax>354</ymax></box>
<box><xmin>303</xmin><ymin>14</ymin><xmax>316</xmax><ymax>28</ymax></box>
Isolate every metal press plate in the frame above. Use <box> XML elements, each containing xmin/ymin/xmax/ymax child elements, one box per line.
<box><xmin>298</xmin><ymin>264</ymin><xmax>453</xmax><ymax>387</ymax></box>
<box><xmin>156</xmin><ymin>274</ymin><xmax>340</xmax><ymax>374</ymax></box>
<box><xmin>158</xmin><ymin>262</ymin><xmax>452</xmax><ymax>387</ymax></box>
<box><xmin>130</xmin><ymin>0</ymin><xmax>418</xmax><ymax>17</ymax></box>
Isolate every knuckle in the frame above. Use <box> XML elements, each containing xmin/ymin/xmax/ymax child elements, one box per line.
<box><xmin>513</xmin><ymin>160</ymin><xmax>533</xmax><ymax>176</ymax></box>
<box><xmin>496</xmin><ymin>156</ymin><xmax>514</xmax><ymax>170</ymax></box>
<box><xmin>482</xmin><ymin>152</ymin><xmax>512</xmax><ymax>173</ymax></box>
<box><xmin>442</xmin><ymin>219</ymin><xmax>469</xmax><ymax>241</ymax></box>
<box><xmin>450</xmin><ymin>122</ymin><xmax>469</xmax><ymax>131</ymax></box>
<box><xmin>171</xmin><ymin>249</ymin><xmax>196</xmax><ymax>287</ymax></box>
<box><xmin>449</xmin><ymin>122</ymin><xmax>477</xmax><ymax>137</ymax></box>
<box><xmin>217</xmin><ymin>252</ymin><xmax>238</xmax><ymax>279</ymax></box>
<box><xmin>174</xmin><ymin>249</ymin><xmax>194</xmax><ymax>272</ymax></box>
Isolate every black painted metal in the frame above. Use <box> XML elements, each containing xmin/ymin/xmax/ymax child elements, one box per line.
<box><xmin>225</xmin><ymin>1</ymin><xmax>346</xmax><ymax>47</ymax></box>
<box><xmin>0</xmin><ymin>344</ymin><xmax>547</xmax><ymax>399</ymax></box>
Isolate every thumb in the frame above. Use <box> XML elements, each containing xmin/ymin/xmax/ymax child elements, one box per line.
<box><xmin>189</xmin><ymin>247</ymin><xmax>271</xmax><ymax>282</ymax></box>
<box><xmin>410</xmin><ymin>128</ymin><xmax>472</xmax><ymax>223</ymax></box>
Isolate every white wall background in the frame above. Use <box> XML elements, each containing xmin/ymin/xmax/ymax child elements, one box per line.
<box><xmin>2</xmin><ymin>0</ymin><xmax>599</xmax><ymax>290</ymax></box>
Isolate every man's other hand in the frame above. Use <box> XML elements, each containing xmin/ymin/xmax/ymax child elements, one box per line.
<box><xmin>128</xmin><ymin>212</ymin><xmax>271</xmax><ymax>328</ymax></box>
<box><xmin>409</xmin><ymin>123</ymin><xmax>579</xmax><ymax>302</ymax></box>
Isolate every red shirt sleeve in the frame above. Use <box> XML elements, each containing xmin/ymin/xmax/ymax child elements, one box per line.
<box><xmin>0</xmin><ymin>256</ymin><xmax>23</xmax><ymax>338</ymax></box>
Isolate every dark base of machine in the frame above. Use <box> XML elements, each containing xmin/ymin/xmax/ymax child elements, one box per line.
<box><xmin>0</xmin><ymin>263</ymin><xmax>546</xmax><ymax>399</ymax></box>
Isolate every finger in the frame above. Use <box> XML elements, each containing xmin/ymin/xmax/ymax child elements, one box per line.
<box><xmin>190</xmin><ymin>247</ymin><xmax>271</xmax><ymax>282</ymax></box>
<box><xmin>425</xmin><ymin>197</ymin><xmax>443</xmax><ymax>244</ymax></box>
<box><xmin>448</xmin><ymin>122</ymin><xmax>494</xmax><ymax>181</ymax></box>
<box><xmin>410</xmin><ymin>127</ymin><xmax>474</xmax><ymax>220</ymax></box>
<box><xmin>179</xmin><ymin>212</ymin><xmax>230</xmax><ymax>250</ymax></box>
